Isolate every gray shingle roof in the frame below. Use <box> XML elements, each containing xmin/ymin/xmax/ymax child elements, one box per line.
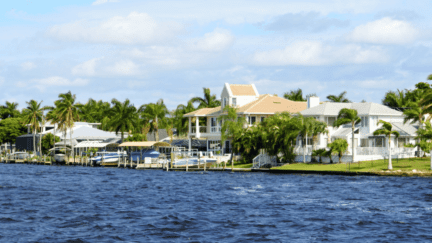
<box><xmin>390</xmin><ymin>122</ymin><xmax>419</xmax><ymax>136</ymax></box>
<box><xmin>300</xmin><ymin>102</ymin><xmax>402</xmax><ymax>116</ymax></box>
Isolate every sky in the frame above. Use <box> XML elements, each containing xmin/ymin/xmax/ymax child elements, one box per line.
<box><xmin>1</xmin><ymin>0</ymin><xmax>432</xmax><ymax>110</ymax></box>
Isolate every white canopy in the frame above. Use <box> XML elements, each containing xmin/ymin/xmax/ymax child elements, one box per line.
<box><xmin>74</xmin><ymin>141</ymin><xmax>120</xmax><ymax>148</ymax></box>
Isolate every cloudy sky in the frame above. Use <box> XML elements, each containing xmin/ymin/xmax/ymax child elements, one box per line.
<box><xmin>1</xmin><ymin>0</ymin><xmax>432</xmax><ymax>110</ymax></box>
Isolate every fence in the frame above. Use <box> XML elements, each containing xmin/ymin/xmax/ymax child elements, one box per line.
<box><xmin>252</xmin><ymin>153</ymin><xmax>278</xmax><ymax>169</ymax></box>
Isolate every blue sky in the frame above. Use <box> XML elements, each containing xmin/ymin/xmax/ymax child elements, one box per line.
<box><xmin>1</xmin><ymin>0</ymin><xmax>432</xmax><ymax>110</ymax></box>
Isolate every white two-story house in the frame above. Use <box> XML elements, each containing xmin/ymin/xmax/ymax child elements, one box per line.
<box><xmin>184</xmin><ymin>83</ymin><xmax>308</xmax><ymax>154</ymax></box>
<box><xmin>299</xmin><ymin>96</ymin><xmax>418</xmax><ymax>161</ymax></box>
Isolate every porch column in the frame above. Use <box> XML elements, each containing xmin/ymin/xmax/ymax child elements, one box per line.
<box><xmin>188</xmin><ymin>137</ymin><xmax>192</xmax><ymax>151</ymax></box>
<box><xmin>188</xmin><ymin>117</ymin><xmax>192</xmax><ymax>134</ymax></box>
<box><xmin>196</xmin><ymin>116</ymin><xmax>200</xmax><ymax>138</ymax></box>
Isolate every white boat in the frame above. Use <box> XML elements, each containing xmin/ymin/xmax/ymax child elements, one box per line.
<box><xmin>91</xmin><ymin>151</ymin><xmax>126</xmax><ymax>165</ymax></box>
<box><xmin>54</xmin><ymin>154</ymin><xmax>67</xmax><ymax>163</ymax></box>
<box><xmin>173</xmin><ymin>158</ymin><xmax>217</xmax><ymax>166</ymax></box>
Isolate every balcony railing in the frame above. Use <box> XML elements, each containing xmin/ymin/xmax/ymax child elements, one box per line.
<box><xmin>191</xmin><ymin>127</ymin><xmax>207</xmax><ymax>133</ymax></box>
<box><xmin>210</xmin><ymin>126</ymin><xmax>221</xmax><ymax>133</ymax></box>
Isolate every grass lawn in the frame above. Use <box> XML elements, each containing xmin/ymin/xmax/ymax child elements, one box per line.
<box><xmin>209</xmin><ymin>162</ymin><xmax>253</xmax><ymax>169</ymax></box>
<box><xmin>273</xmin><ymin>157</ymin><xmax>432</xmax><ymax>173</ymax></box>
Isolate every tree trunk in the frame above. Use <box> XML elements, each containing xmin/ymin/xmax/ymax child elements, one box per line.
<box><xmin>33</xmin><ymin>129</ymin><xmax>36</xmax><ymax>157</ymax></box>
<box><xmin>388</xmin><ymin>137</ymin><xmax>393</xmax><ymax>170</ymax></box>
<box><xmin>303</xmin><ymin>133</ymin><xmax>307</xmax><ymax>163</ymax></box>
<box><xmin>230</xmin><ymin>147</ymin><xmax>234</xmax><ymax>172</ymax></box>
<box><xmin>155</xmin><ymin>116</ymin><xmax>159</xmax><ymax>142</ymax></box>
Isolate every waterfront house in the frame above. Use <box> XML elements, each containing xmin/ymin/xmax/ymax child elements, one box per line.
<box><xmin>184</xmin><ymin>83</ymin><xmax>308</xmax><ymax>154</ymax></box>
<box><xmin>299</xmin><ymin>96</ymin><xmax>419</xmax><ymax>161</ymax></box>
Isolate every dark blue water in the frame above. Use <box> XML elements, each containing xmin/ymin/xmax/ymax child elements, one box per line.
<box><xmin>1</xmin><ymin>164</ymin><xmax>432</xmax><ymax>242</ymax></box>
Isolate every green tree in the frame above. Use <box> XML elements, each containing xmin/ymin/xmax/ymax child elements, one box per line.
<box><xmin>334</xmin><ymin>108</ymin><xmax>361</xmax><ymax>170</ymax></box>
<box><xmin>327</xmin><ymin>91</ymin><xmax>350</xmax><ymax>103</ymax></box>
<box><xmin>189</xmin><ymin>88</ymin><xmax>221</xmax><ymax>109</ymax></box>
<box><xmin>22</xmin><ymin>100</ymin><xmax>46</xmax><ymax>155</ymax></box>
<box><xmin>382</xmin><ymin>89</ymin><xmax>410</xmax><ymax>109</ymax></box>
<box><xmin>174</xmin><ymin>101</ymin><xmax>196</xmax><ymax>136</ymax></box>
<box><xmin>41</xmin><ymin>133</ymin><xmax>60</xmax><ymax>155</ymax></box>
<box><xmin>108</xmin><ymin>98</ymin><xmax>138</xmax><ymax>143</ymax></box>
<box><xmin>218</xmin><ymin>105</ymin><xmax>247</xmax><ymax>171</ymax></box>
<box><xmin>328</xmin><ymin>139</ymin><xmax>348</xmax><ymax>164</ymax></box>
<box><xmin>1</xmin><ymin>101</ymin><xmax>20</xmax><ymax>119</ymax></box>
<box><xmin>296</xmin><ymin>114</ymin><xmax>315</xmax><ymax>163</ymax></box>
<box><xmin>55</xmin><ymin>91</ymin><xmax>80</xmax><ymax>157</ymax></box>
<box><xmin>283</xmin><ymin>89</ymin><xmax>306</xmax><ymax>101</ymax></box>
<box><xmin>0</xmin><ymin>118</ymin><xmax>27</xmax><ymax>153</ymax></box>
<box><xmin>139</xmin><ymin>99</ymin><xmax>169</xmax><ymax>142</ymax></box>
<box><xmin>416</xmin><ymin>121</ymin><xmax>432</xmax><ymax>170</ymax></box>
<box><xmin>312</xmin><ymin>148</ymin><xmax>327</xmax><ymax>163</ymax></box>
<box><xmin>373</xmin><ymin>120</ymin><xmax>399</xmax><ymax>170</ymax></box>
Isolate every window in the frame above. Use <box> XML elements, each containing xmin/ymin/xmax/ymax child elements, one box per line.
<box><xmin>361</xmin><ymin>116</ymin><xmax>369</xmax><ymax>127</ymax></box>
<box><xmin>375</xmin><ymin>137</ymin><xmax>384</xmax><ymax>147</ymax></box>
<box><xmin>398</xmin><ymin>137</ymin><xmax>406</xmax><ymax>148</ymax></box>
<box><xmin>327</xmin><ymin>117</ymin><xmax>336</xmax><ymax>126</ymax></box>
<box><xmin>360</xmin><ymin>139</ymin><xmax>368</xmax><ymax>147</ymax></box>
<box><xmin>223</xmin><ymin>98</ymin><xmax>227</xmax><ymax>107</ymax></box>
<box><xmin>250</xmin><ymin>116</ymin><xmax>256</xmax><ymax>125</ymax></box>
<box><xmin>211</xmin><ymin>118</ymin><xmax>216</xmax><ymax>126</ymax></box>
<box><xmin>261</xmin><ymin>117</ymin><xmax>265</xmax><ymax>122</ymax></box>
<box><xmin>232</xmin><ymin>98</ymin><xmax>237</xmax><ymax>107</ymax></box>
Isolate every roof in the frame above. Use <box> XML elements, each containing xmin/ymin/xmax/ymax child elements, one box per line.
<box><xmin>147</xmin><ymin>129</ymin><xmax>169</xmax><ymax>141</ymax></box>
<box><xmin>119</xmin><ymin>141</ymin><xmax>157</xmax><ymax>147</ymax></box>
<box><xmin>63</xmin><ymin>126</ymin><xmax>120</xmax><ymax>139</ymax></box>
<box><xmin>229</xmin><ymin>84</ymin><xmax>257</xmax><ymax>96</ymax></box>
<box><xmin>389</xmin><ymin>122</ymin><xmax>418</xmax><ymax>136</ymax></box>
<box><xmin>237</xmin><ymin>94</ymin><xmax>307</xmax><ymax>114</ymax></box>
<box><xmin>332</xmin><ymin>125</ymin><xmax>359</xmax><ymax>138</ymax></box>
<box><xmin>300</xmin><ymin>102</ymin><xmax>403</xmax><ymax>116</ymax></box>
<box><xmin>184</xmin><ymin>106</ymin><xmax>222</xmax><ymax>117</ymax></box>
<box><xmin>170</xmin><ymin>139</ymin><xmax>207</xmax><ymax>147</ymax></box>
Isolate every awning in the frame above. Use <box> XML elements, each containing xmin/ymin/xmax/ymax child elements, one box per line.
<box><xmin>74</xmin><ymin>141</ymin><xmax>118</xmax><ymax>148</ymax></box>
<box><xmin>118</xmin><ymin>141</ymin><xmax>157</xmax><ymax>147</ymax></box>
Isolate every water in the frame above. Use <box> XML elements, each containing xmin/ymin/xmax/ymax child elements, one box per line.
<box><xmin>1</xmin><ymin>164</ymin><xmax>432</xmax><ymax>242</ymax></box>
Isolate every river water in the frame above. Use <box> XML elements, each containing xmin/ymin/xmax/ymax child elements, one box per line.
<box><xmin>1</xmin><ymin>164</ymin><xmax>432</xmax><ymax>242</ymax></box>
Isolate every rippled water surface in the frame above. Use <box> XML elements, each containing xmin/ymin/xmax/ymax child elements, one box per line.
<box><xmin>1</xmin><ymin>164</ymin><xmax>432</xmax><ymax>242</ymax></box>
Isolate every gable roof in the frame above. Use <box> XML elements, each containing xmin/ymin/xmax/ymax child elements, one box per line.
<box><xmin>390</xmin><ymin>122</ymin><xmax>419</xmax><ymax>136</ymax></box>
<box><xmin>184</xmin><ymin>106</ymin><xmax>222</xmax><ymax>117</ymax></box>
<box><xmin>237</xmin><ymin>94</ymin><xmax>307</xmax><ymax>114</ymax></box>
<box><xmin>300</xmin><ymin>102</ymin><xmax>403</xmax><ymax>116</ymax></box>
<box><xmin>229</xmin><ymin>84</ymin><xmax>258</xmax><ymax>96</ymax></box>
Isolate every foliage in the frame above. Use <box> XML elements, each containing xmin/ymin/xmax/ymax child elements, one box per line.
<box><xmin>189</xmin><ymin>87</ymin><xmax>221</xmax><ymax>109</ymax></box>
<box><xmin>139</xmin><ymin>99</ymin><xmax>169</xmax><ymax>142</ymax></box>
<box><xmin>125</xmin><ymin>133</ymin><xmax>147</xmax><ymax>142</ymax></box>
<box><xmin>328</xmin><ymin>139</ymin><xmax>348</xmax><ymax>163</ymax></box>
<box><xmin>153</xmin><ymin>142</ymin><xmax>171</xmax><ymax>147</ymax></box>
<box><xmin>0</xmin><ymin>101</ymin><xmax>20</xmax><ymax>119</ymax></box>
<box><xmin>41</xmin><ymin>134</ymin><xmax>60</xmax><ymax>155</ymax></box>
<box><xmin>0</xmin><ymin>118</ymin><xmax>27</xmax><ymax>147</ymax></box>
<box><xmin>326</xmin><ymin>91</ymin><xmax>350</xmax><ymax>103</ymax></box>
<box><xmin>108</xmin><ymin>98</ymin><xmax>138</xmax><ymax>142</ymax></box>
<box><xmin>22</xmin><ymin>100</ymin><xmax>46</xmax><ymax>155</ymax></box>
<box><xmin>312</xmin><ymin>148</ymin><xmax>327</xmax><ymax>163</ymax></box>
<box><xmin>283</xmin><ymin>89</ymin><xmax>306</xmax><ymax>101</ymax></box>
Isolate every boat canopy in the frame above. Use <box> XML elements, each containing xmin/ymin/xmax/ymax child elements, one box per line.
<box><xmin>118</xmin><ymin>141</ymin><xmax>157</xmax><ymax>147</ymax></box>
<box><xmin>75</xmin><ymin>141</ymin><xmax>118</xmax><ymax>148</ymax></box>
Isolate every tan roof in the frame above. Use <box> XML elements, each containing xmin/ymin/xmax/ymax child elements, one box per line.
<box><xmin>230</xmin><ymin>84</ymin><xmax>257</xmax><ymax>96</ymax></box>
<box><xmin>119</xmin><ymin>141</ymin><xmax>157</xmax><ymax>147</ymax></box>
<box><xmin>237</xmin><ymin>94</ymin><xmax>307</xmax><ymax>114</ymax></box>
<box><xmin>184</xmin><ymin>106</ymin><xmax>222</xmax><ymax>117</ymax></box>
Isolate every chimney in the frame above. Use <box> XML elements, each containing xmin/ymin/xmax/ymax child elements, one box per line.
<box><xmin>307</xmin><ymin>96</ymin><xmax>320</xmax><ymax>109</ymax></box>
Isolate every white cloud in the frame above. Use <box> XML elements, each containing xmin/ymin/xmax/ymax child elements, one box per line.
<box><xmin>191</xmin><ymin>28</ymin><xmax>235</xmax><ymax>52</ymax></box>
<box><xmin>109</xmin><ymin>60</ymin><xmax>139</xmax><ymax>76</ymax></box>
<box><xmin>72</xmin><ymin>58</ymin><xmax>102</xmax><ymax>76</ymax></box>
<box><xmin>92</xmin><ymin>0</ymin><xmax>119</xmax><ymax>6</ymax></box>
<box><xmin>347</xmin><ymin>17</ymin><xmax>419</xmax><ymax>44</ymax></box>
<box><xmin>47</xmin><ymin>12</ymin><xmax>184</xmax><ymax>45</ymax></box>
<box><xmin>252</xmin><ymin>41</ymin><xmax>389</xmax><ymax>66</ymax></box>
<box><xmin>21</xmin><ymin>61</ymin><xmax>36</xmax><ymax>71</ymax></box>
<box><xmin>29</xmin><ymin>76</ymin><xmax>89</xmax><ymax>91</ymax></box>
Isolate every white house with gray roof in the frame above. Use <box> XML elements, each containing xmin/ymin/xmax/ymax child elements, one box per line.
<box><xmin>298</xmin><ymin>97</ymin><xmax>418</xmax><ymax>161</ymax></box>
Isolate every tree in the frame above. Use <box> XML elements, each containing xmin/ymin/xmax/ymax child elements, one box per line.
<box><xmin>174</xmin><ymin>101</ymin><xmax>196</xmax><ymax>136</ymax></box>
<box><xmin>41</xmin><ymin>134</ymin><xmax>60</xmax><ymax>155</ymax></box>
<box><xmin>108</xmin><ymin>98</ymin><xmax>138</xmax><ymax>143</ymax></box>
<box><xmin>327</xmin><ymin>91</ymin><xmax>350</xmax><ymax>103</ymax></box>
<box><xmin>1</xmin><ymin>101</ymin><xmax>20</xmax><ymax>119</ymax></box>
<box><xmin>218</xmin><ymin>105</ymin><xmax>246</xmax><ymax>171</ymax></box>
<box><xmin>139</xmin><ymin>99</ymin><xmax>169</xmax><ymax>142</ymax></box>
<box><xmin>55</xmin><ymin>91</ymin><xmax>80</xmax><ymax>158</ymax></box>
<box><xmin>45</xmin><ymin>108</ymin><xmax>61</xmax><ymax>156</ymax></box>
<box><xmin>22</xmin><ymin>100</ymin><xmax>46</xmax><ymax>156</ymax></box>
<box><xmin>416</xmin><ymin>121</ymin><xmax>432</xmax><ymax>170</ymax></box>
<box><xmin>189</xmin><ymin>88</ymin><xmax>221</xmax><ymax>109</ymax></box>
<box><xmin>283</xmin><ymin>89</ymin><xmax>306</xmax><ymax>101</ymax></box>
<box><xmin>312</xmin><ymin>148</ymin><xmax>327</xmax><ymax>163</ymax></box>
<box><xmin>334</xmin><ymin>108</ymin><xmax>361</xmax><ymax>170</ymax></box>
<box><xmin>373</xmin><ymin>120</ymin><xmax>399</xmax><ymax>170</ymax></box>
<box><xmin>296</xmin><ymin>114</ymin><xmax>315</xmax><ymax>163</ymax></box>
<box><xmin>310</xmin><ymin>119</ymin><xmax>328</xmax><ymax>151</ymax></box>
<box><xmin>0</xmin><ymin>118</ymin><xmax>27</xmax><ymax>153</ymax></box>
<box><xmin>328</xmin><ymin>139</ymin><xmax>348</xmax><ymax>164</ymax></box>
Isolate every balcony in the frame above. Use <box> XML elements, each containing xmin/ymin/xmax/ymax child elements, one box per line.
<box><xmin>191</xmin><ymin>126</ymin><xmax>207</xmax><ymax>133</ymax></box>
<box><xmin>210</xmin><ymin>126</ymin><xmax>221</xmax><ymax>133</ymax></box>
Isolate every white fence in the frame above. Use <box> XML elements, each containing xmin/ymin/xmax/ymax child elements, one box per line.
<box><xmin>252</xmin><ymin>153</ymin><xmax>278</xmax><ymax>168</ymax></box>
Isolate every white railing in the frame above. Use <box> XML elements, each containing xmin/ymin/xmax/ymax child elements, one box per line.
<box><xmin>355</xmin><ymin>147</ymin><xmax>416</xmax><ymax>156</ymax></box>
<box><xmin>191</xmin><ymin>127</ymin><xmax>207</xmax><ymax>133</ymax></box>
<box><xmin>294</xmin><ymin>146</ymin><xmax>313</xmax><ymax>155</ymax></box>
<box><xmin>210</xmin><ymin>126</ymin><xmax>221</xmax><ymax>133</ymax></box>
<box><xmin>252</xmin><ymin>153</ymin><xmax>278</xmax><ymax>169</ymax></box>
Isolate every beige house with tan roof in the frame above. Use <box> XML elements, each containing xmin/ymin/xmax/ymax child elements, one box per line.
<box><xmin>184</xmin><ymin>83</ymin><xmax>307</xmax><ymax>153</ymax></box>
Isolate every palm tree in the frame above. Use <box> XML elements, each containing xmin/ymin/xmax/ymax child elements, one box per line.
<box><xmin>218</xmin><ymin>105</ymin><xmax>246</xmax><ymax>171</ymax></box>
<box><xmin>334</xmin><ymin>108</ymin><xmax>361</xmax><ymax>170</ymax></box>
<box><xmin>174</xmin><ymin>101</ymin><xmax>196</xmax><ymax>136</ymax></box>
<box><xmin>45</xmin><ymin>108</ymin><xmax>61</xmax><ymax>157</ymax></box>
<box><xmin>310</xmin><ymin>119</ymin><xmax>328</xmax><ymax>151</ymax></box>
<box><xmin>77</xmin><ymin>98</ymin><xmax>97</xmax><ymax>123</ymax></box>
<box><xmin>139</xmin><ymin>99</ymin><xmax>168</xmax><ymax>142</ymax></box>
<box><xmin>189</xmin><ymin>88</ymin><xmax>221</xmax><ymax>109</ymax></box>
<box><xmin>382</xmin><ymin>89</ymin><xmax>410</xmax><ymax>109</ymax></box>
<box><xmin>283</xmin><ymin>89</ymin><xmax>306</xmax><ymax>101</ymax></box>
<box><xmin>328</xmin><ymin>139</ymin><xmax>348</xmax><ymax>164</ymax></box>
<box><xmin>22</xmin><ymin>100</ymin><xmax>46</xmax><ymax>156</ymax></box>
<box><xmin>1</xmin><ymin>101</ymin><xmax>20</xmax><ymax>119</ymax></box>
<box><xmin>373</xmin><ymin>120</ymin><xmax>400</xmax><ymax>170</ymax></box>
<box><xmin>55</xmin><ymin>91</ymin><xmax>80</xmax><ymax>159</ymax></box>
<box><xmin>416</xmin><ymin>121</ymin><xmax>432</xmax><ymax>170</ymax></box>
<box><xmin>295</xmin><ymin>114</ymin><xmax>315</xmax><ymax>163</ymax></box>
<box><xmin>108</xmin><ymin>99</ymin><xmax>138</xmax><ymax>142</ymax></box>
<box><xmin>327</xmin><ymin>91</ymin><xmax>351</xmax><ymax>103</ymax></box>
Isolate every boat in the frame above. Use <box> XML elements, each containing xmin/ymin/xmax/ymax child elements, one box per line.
<box><xmin>129</xmin><ymin>148</ymin><xmax>160</xmax><ymax>163</ymax></box>
<box><xmin>54</xmin><ymin>154</ymin><xmax>67</xmax><ymax>164</ymax></box>
<box><xmin>173</xmin><ymin>158</ymin><xmax>217</xmax><ymax>166</ymax></box>
<box><xmin>91</xmin><ymin>151</ymin><xmax>127</xmax><ymax>165</ymax></box>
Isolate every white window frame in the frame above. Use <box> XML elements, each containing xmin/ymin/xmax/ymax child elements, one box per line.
<box><xmin>232</xmin><ymin>98</ymin><xmax>237</xmax><ymax>107</ymax></box>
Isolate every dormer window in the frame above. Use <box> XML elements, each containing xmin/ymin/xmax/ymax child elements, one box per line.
<box><xmin>232</xmin><ymin>98</ymin><xmax>237</xmax><ymax>107</ymax></box>
<box><xmin>223</xmin><ymin>98</ymin><xmax>227</xmax><ymax>108</ymax></box>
